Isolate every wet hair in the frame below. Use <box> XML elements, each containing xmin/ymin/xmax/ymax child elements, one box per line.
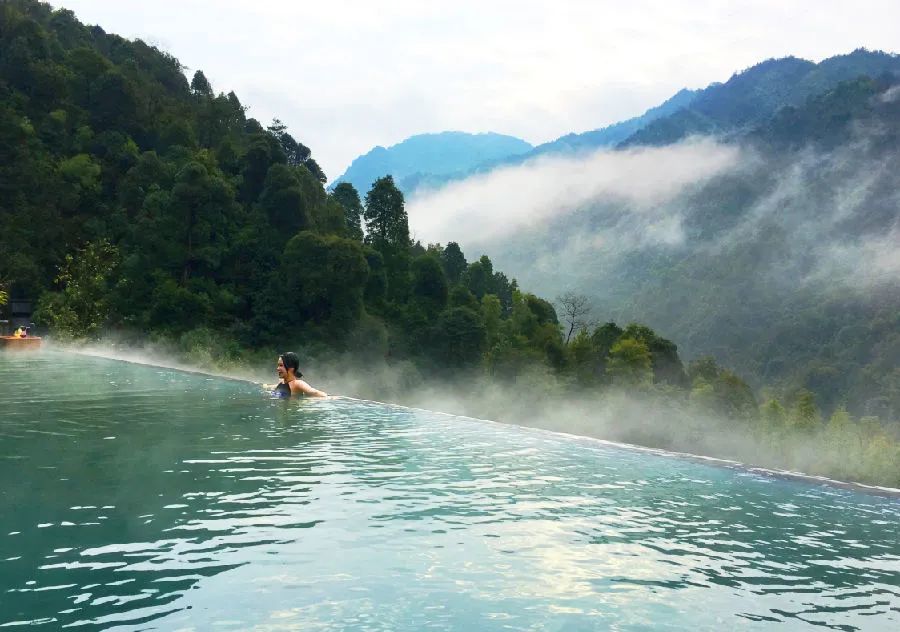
<box><xmin>279</xmin><ymin>352</ymin><xmax>302</xmax><ymax>378</ymax></box>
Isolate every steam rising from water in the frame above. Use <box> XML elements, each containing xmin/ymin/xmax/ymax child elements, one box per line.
<box><xmin>42</xmin><ymin>128</ymin><xmax>899</xmax><ymax>492</ymax></box>
<box><xmin>42</xmin><ymin>340</ymin><xmax>899</xmax><ymax>495</ymax></box>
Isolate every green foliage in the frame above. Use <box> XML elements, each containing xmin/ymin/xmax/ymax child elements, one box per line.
<box><xmin>190</xmin><ymin>70</ymin><xmax>212</xmax><ymax>97</ymax></box>
<box><xmin>591</xmin><ymin>322</ymin><xmax>623</xmax><ymax>357</ymax></box>
<box><xmin>606</xmin><ymin>338</ymin><xmax>653</xmax><ymax>386</ymax></box>
<box><xmin>431</xmin><ymin>307</ymin><xmax>486</xmax><ymax>369</ymax></box>
<box><xmin>440</xmin><ymin>242</ymin><xmax>467</xmax><ymax>284</ymax></box>
<box><xmin>568</xmin><ymin>328</ymin><xmax>597</xmax><ymax>387</ymax></box>
<box><xmin>480</xmin><ymin>294</ymin><xmax>503</xmax><ymax>347</ymax></box>
<box><xmin>363</xmin><ymin>175</ymin><xmax>409</xmax><ymax>251</ymax></box>
<box><xmin>760</xmin><ymin>398</ymin><xmax>787</xmax><ymax>433</ymax></box>
<box><xmin>791</xmin><ymin>389</ymin><xmax>822</xmax><ymax>433</ymax></box>
<box><xmin>330</xmin><ymin>182</ymin><xmax>363</xmax><ymax>240</ymax></box>
<box><xmin>463</xmin><ymin>255</ymin><xmax>493</xmax><ymax>298</ymax></box>
<box><xmin>33</xmin><ymin>239</ymin><xmax>119</xmax><ymax>339</ymax></box>
<box><xmin>410</xmin><ymin>255</ymin><xmax>448</xmax><ymax>318</ymax></box>
<box><xmin>259</xmin><ymin>163</ymin><xmax>311</xmax><ymax>236</ymax></box>
<box><xmin>621</xmin><ymin>323</ymin><xmax>687</xmax><ymax>387</ymax></box>
<box><xmin>267</xmin><ymin>231</ymin><xmax>370</xmax><ymax>338</ymax></box>
<box><xmin>523</xmin><ymin>294</ymin><xmax>558</xmax><ymax>326</ymax></box>
<box><xmin>688</xmin><ymin>355</ymin><xmax>757</xmax><ymax>419</ymax></box>
<box><xmin>448</xmin><ymin>285</ymin><xmax>479</xmax><ymax>311</ymax></box>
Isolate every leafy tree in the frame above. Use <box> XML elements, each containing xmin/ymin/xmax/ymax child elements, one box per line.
<box><xmin>760</xmin><ymin>398</ymin><xmax>787</xmax><ymax>430</ymax></box>
<box><xmin>714</xmin><ymin>369</ymin><xmax>757</xmax><ymax>419</ymax></box>
<box><xmin>258</xmin><ymin>163</ymin><xmax>311</xmax><ymax>237</ymax></box>
<box><xmin>568</xmin><ymin>328</ymin><xmax>597</xmax><ymax>387</ymax></box>
<box><xmin>441</xmin><ymin>242</ymin><xmax>467</xmax><ymax>284</ymax></box>
<box><xmin>89</xmin><ymin>70</ymin><xmax>139</xmax><ymax>132</ymax></box>
<box><xmin>449</xmin><ymin>285</ymin><xmax>479</xmax><ymax>311</ymax></box>
<box><xmin>410</xmin><ymin>255</ymin><xmax>448</xmax><ymax>318</ymax></box>
<box><xmin>687</xmin><ymin>356</ymin><xmax>720</xmax><ymax>383</ymax></box>
<box><xmin>523</xmin><ymin>294</ymin><xmax>558</xmax><ymax>326</ymax></box>
<box><xmin>592</xmin><ymin>322</ymin><xmax>623</xmax><ymax>357</ymax></box>
<box><xmin>170</xmin><ymin>160</ymin><xmax>238</xmax><ymax>283</ymax></box>
<box><xmin>267</xmin><ymin>118</ymin><xmax>315</xmax><ymax>170</ymax></box>
<box><xmin>364</xmin><ymin>175</ymin><xmax>409</xmax><ymax>250</ymax></box>
<box><xmin>491</xmin><ymin>271</ymin><xmax>516</xmax><ymax>315</ymax></box>
<box><xmin>463</xmin><ymin>255</ymin><xmax>494</xmax><ymax>298</ymax></box>
<box><xmin>190</xmin><ymin>70</ymin><xmax>212</xmax><ymax>97</ymax></box>
<box><xmin>57</xmin><ymin>153</ymin><xmax>101</xmax><ymax>215</ymax></box>
<box><xmin>606</xmin><ymin>338</ymin><xmax>653</xmax><ymax>386</ymax></box>
<box><xmin>431</xmin><ymin>307</ymin><xmax>486</xmax><ymax>368</ymax></box>
<box><xmin>264</xmin><ymin>231</ymin><xmax>369</xmax><ymax>337</ymax></box>
<box><xmin>331</xmin><ymin>182</ymin><xmax>363</xmax><ymax>240</ymax></box>
<box><xmin>621</xmin><ymin>323</ymin><xmax>687</xmax><ymax>387</ymax></box>
<box><xmin>304</xmin><ymin>158</ymin><xmax>327</xmax><ymax>183</ymax></box>
<box><xmin>362</xmin><ymin>247</ymin><xmax>387</xmax><ymax>307</ymax></box>
<box><xmin>690</xmin><ymin>379</ymin><xmax>717</xmax><ymax>410</ymax></box>
<box><xmin>480</xmin><ymin>294</ymin><xmax>503</xmax><ymax>347</ymax></box>
<box><xmin>363</xmin><ymin>175</ymin><xmax>410</xmax><ymax>298</ymax></box>
<box><xmin>240</xmin><ymin>132</ymin><xmax>286</xmax><ymax>204</ymax></box>
<box><xmin>33</xmin><ymin>239</ymin><xmax>120</xmax><ymax>339</ymax></box>
<box><xmin>791</xmin><ymin>389</ymin><xmax>822</xmax><ymax>432</ymax></box>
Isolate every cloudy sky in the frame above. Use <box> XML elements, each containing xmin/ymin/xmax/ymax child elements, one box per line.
<box><xmin>55</xmin><ymin>0</ymin><xmax>900</xmax><ymax>180</ymax></box>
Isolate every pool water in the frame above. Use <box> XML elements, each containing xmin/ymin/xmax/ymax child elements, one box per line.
<box><xmin>1</xmin><ymin>352</ymin><xmax>898</xmax><ymax>630</ymax></box>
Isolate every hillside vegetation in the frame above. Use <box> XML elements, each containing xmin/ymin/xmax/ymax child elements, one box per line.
<box><xmin>485</xmin><ymin>72</ymin><xmax>900</xmax><ymax>422</ymax></box>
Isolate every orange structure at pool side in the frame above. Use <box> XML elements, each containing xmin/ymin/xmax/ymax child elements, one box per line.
<box><xmin>0</xmin><ymin>336</ymin><xmax>42</xmax><ymax>350</ymax></box>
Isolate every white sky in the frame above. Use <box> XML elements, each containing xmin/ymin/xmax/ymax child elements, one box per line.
<box><xmin>54</xmin><ymin>0</ymin><xmax>900</xmax><ymax>180</ymax></box>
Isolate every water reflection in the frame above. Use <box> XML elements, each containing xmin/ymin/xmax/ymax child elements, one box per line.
<box><xmin>0</xmin><ymin>353</ymin><xmax>898</xmax><ymax>630</ymax></box>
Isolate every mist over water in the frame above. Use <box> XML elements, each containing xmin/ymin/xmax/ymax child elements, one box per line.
<box><xmin>1</xmin><ymin>352</ymin><xmax>899</xmax><ymax>630</ymax></box>
<box><xmin>42</xmin><ymin>341</ymin><xmax>899</xmax><ymax>494</ymax></box>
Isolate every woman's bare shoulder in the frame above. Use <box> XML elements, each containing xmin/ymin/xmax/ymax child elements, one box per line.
<box><xmin>290</xmin><ymin>379</ymin><xmax>328</xmax><ymax>397</ymax></box>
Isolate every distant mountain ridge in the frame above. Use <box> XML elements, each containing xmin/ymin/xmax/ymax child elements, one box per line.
<box><xmin>336</xmin><ymin>49</ymin><xmax>900</xmax><ymax>197</ymax></box>
<box><xmin>623</xmin><ymin>48</ymin><xmax>900</xmax><ymax>146</ymax></box>
<box><xmin>330</xmin><ymin>131</ymin><xmax>532</xmax><ymax>196</ymax></box>
<box><xmin>460</xmin><ymin>88</ymin><xmax>700</xmax><ymax>178</ymax></box>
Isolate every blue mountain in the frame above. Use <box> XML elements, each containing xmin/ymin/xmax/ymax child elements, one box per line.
<box><xmin>330</xmin><ymin>131</ymin><xmax>533</xmax><ymax>195</ymax></box>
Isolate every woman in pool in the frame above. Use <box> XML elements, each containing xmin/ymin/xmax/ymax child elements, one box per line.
<box><xmin>272</xmin><ymin>352</ymin><xmax>328</xmax><ymax>398</ymax></box>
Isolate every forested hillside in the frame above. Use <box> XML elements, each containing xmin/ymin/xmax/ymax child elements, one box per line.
<box><xmin>482</xmin><ymin>73</ymin><xmax>900</xmax><ymax>421</ymax></box>
<box><xmin>622</xmin><ymin>49</ymin><xmax>900</xmax><ymax>146</ymax></box>
<box><xmin>0</xmin><ymin>0</ymin><xmax>677</xmax><ymax>389</ymax></box>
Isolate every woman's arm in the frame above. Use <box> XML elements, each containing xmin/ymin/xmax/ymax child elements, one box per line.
<box><xmin>291</xmin><ymin>379</ymin><xmax>328</xmax><ymax>397</ymax></box>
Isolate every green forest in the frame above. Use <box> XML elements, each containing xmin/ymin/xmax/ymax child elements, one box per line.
<box><xmin>1</xmin><ymin>0</ymin><xmax>897</xmax><ymax>487</ymax></box>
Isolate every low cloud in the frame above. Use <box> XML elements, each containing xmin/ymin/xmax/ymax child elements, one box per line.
<box><xmin>807</xmin><ymin>228</ymin><xmax>900</xmax><ymax>289</ymax></box>
<box><xmin>700</xmin><ymin>138</ymin><xmax>900</xmax><ymax>291</ymax></box>
<box><xmin>407</xmin><ymin>126</ymin><xmax>898</xmax><ymax>302</ymax></box>
<box><xmin>407</xmin><ymin>138</ymin><xmax>744</xmax><ymax>247</ymax></box>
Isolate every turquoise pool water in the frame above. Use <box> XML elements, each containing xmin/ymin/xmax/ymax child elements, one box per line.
<box><xmin>0</xmin><ymin>352</ymin><xmax>898</xmax><ymax>630</ymax></box>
